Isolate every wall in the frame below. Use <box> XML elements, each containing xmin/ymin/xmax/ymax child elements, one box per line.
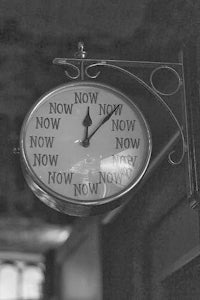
<box><xmin>150</xmin><ymin>199</ymin><xmax>199</xmax><ymax>299</ymax></box>
<box><xmin>101</xmin><ymin>150</ymin><xmax>199</xmax><ymax>299</ymax></box>
<box><xmin>57</xmin><ymin>218</ymin><xmax>102</xmax><ymax>300</ymax></box>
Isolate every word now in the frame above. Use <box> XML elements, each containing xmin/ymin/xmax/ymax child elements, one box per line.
<box><xmin>49</xmin><ymin>102</ymin><xmax>73</xmax><ymax>114</ymax></box>
<box><xmin>74</xmin><ymin>92</ymin><xmax>99</xmax><ymax>104</ymax></box>
<box><xmin>115</xmin><ymin>137</ymin><xmax>140</xmax><ymax>149</ymax></box>
<box><xmin>74</xmin><ymin>182</ymin><xmax>99</xmax><ymax>196</ymax></box>
<box><xmin>33</xmin><ymin>153</ymin><xmax>58</xmax><ymax>167</ymax></box>
<box><xmin>30</xmin><ymin>136</ymin><xmax>54</xmax><ymax>148</ymax></box>
<box><xmin>99</xmin><ymin>171</ymin><xmax>125</xmax><ymax>185</ymax></box>
<box><xmin>99</xmin><ymin>104</ymin><xmax>123</xmax><ymax>116</ymax></box>
<box><xmin>112</xmin><ymin>119</ymin><xmax>136</xmax><ymax>131</ymax></box>
<box><xmin>48</xmin><ymin>171</ymin><xmax>73</xmax><ymax>185</ymax></box>
<box><xmin>36</xmin><ymin>117</ymin><xmax>61</xmax><ymax>130</ymax></box>
<box><xmin>112</xmin><ymin>154</ymin><xmax>137</xmax><ymax>167</ymax></box>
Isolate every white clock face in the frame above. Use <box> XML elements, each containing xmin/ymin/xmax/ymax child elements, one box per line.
<box><xmin>21</xmin><ymin>82</ymin><xmax>151</xmax><ymax>214</ymax></box>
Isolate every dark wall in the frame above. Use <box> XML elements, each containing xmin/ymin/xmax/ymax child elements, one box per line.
<box><xmin>101</xmin><ymin>156</ymin><xmax>191</xmax><ymax>300</ymax></box>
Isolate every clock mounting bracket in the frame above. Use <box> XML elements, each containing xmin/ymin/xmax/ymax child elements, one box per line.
<box><xmin>53</xmin><ymin>42</ymin><xmax>187</xmax><ymax>167</ymax></box>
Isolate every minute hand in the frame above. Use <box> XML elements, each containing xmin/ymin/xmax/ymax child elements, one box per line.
<box><xmin>84</xmin><ymin>105</ymin><xmax>120</xmax><ymax>144</ymax></box>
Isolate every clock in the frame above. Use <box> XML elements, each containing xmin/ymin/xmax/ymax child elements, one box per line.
<box><xmin>20</xmin><ymin>81</ymin><xmax>152</xmax><ymax>216</ymax></box>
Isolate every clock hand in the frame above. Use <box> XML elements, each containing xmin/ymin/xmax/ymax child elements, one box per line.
<box><xmin>82</xmin><ymin>104</ymin><xmax>120</xmax><ymax>147</ymax></box>
<box><xmin>81</xmin><ymin>107</ymin><xmax>92</xmax><ymax>147</ymax></box>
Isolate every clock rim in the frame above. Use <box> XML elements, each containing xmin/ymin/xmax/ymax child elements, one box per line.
<box><xmin>20</xmin><ymin>81</ymin><xmax>152</xmax><ymax>216</ymax></box>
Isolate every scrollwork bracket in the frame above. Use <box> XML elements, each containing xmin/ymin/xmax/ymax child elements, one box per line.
<box><xmin>53</xmin><ymin>42</ymin><xmax>188</xmax><ymax>167</ymax></box>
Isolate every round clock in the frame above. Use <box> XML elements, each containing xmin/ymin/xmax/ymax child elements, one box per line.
<box><xmin>20</xmin><ymin>81</ymin><xmax>152</xmax><ymax>216</ymax></box>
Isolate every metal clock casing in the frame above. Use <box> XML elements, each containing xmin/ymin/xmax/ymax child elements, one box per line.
<box><xmin>20</xmin><ymin>81</ymin><xmax>152</xmax><ymax>216</ymax></box>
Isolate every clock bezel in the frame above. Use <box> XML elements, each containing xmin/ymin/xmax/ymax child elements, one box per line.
<box><xmin>20</xmin><ymin>81</ymin><xmax>152</xmax><ymax>216</ymax></box>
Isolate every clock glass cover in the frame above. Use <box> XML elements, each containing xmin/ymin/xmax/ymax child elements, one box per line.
<box><xmin>20</xmin><ymin>82</ymin><xmax>152</xmax><ymax>215</ymax></box>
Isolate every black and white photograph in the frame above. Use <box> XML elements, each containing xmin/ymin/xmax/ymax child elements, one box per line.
<box><xmin>0</xmin><ymin>1</ymin><xmax>199</xmax><ymax>299</ymax></box>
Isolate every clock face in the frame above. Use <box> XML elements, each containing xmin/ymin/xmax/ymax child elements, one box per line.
<box><xmin>20</xmin><ymin>82</ymin><xmax>152</xmax><ymax>215</ymax></box>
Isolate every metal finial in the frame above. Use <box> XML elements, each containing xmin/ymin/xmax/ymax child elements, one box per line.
<box><xmin>75</xmin><ymin>42</ymin><xmax>87</xmax><ymax>59</ymax></box>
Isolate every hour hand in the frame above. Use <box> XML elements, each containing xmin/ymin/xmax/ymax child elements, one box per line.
<box><xmin>81</xmin><ymin>107</ymin><xmax>92</xmax><ymax>147</ymax></box>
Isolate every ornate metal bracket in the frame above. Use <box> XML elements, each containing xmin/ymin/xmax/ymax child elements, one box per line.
<box><xmin>53</xmin><ymin>42</ymin><xmax>187</xmax><ymax>167</ymax></box>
